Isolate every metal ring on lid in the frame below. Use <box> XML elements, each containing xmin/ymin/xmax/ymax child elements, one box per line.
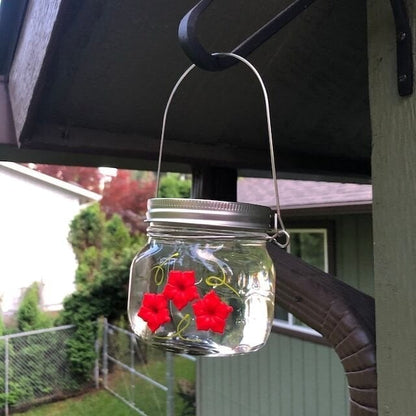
<box><xmin>146</xmin><ymin>198</ymin><xmax>272</xmax><ymax>232</ymax></box>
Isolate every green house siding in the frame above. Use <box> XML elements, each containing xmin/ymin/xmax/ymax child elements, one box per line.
<box><xmin>335</xmin><ymin>214</ymin><xmax>374</xmax><ymax>296</ymax></box>
<box><xmin>197</xmin><ymin>213</ymin><xmax>374</xmax><ymax>415</ymax></box>
<box><xmin>197</xmin><ymin>334</ymin><xmax>349</xmax><ymax>416</ymax></box>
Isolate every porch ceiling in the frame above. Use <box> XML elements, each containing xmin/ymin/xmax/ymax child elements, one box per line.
<box><xmin>3</xmin><ymin>0</ymin><xmax>370</xmax><ymax>181</ymax></box>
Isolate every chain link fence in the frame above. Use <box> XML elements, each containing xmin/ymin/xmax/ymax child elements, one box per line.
<box><xmin>0</xmin><ymin>325</ymin><xmax>86</xmax><ymax>415</ymax></box>
<box><xmin>101</xmin><ymin>320</ymin><xmax>196</xmax><ymax>416</ymax></box>
<box><xmin>0</xmin><ymin>321</ymin><xmax>196</xmax><ymax>416</ymax></box>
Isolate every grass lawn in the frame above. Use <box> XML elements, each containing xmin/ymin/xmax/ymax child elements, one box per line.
<box><xmin>14</xmin><ymin>352</ymin><xmax>196</xmax><ymax>416</ymax></box>
<box><xmin>106</xmin><ymin>353</ymin><xmax>196</xmax><ymax>415</ymax></box>
<box><xmin>14</xmin><ymin>390</ymin><xmax>139</xmax><ymax>416</ymax></box>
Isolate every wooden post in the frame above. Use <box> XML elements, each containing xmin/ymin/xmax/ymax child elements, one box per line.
<box><xmin>102</xmin><ymin>318</ymin><xmax>108</xmax><ymax>389</ymax></box>
<box><xmin>191</xmin><ymin>166</ymin><xmax>237</xmax><ymax>201</ymax></box>
<box><xmin>368</xmin><ymin>1</ymin><xmax>416</xmax><ymax>414</ymax></box>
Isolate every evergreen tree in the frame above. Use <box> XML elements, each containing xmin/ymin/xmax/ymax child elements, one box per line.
<box><xmin>68</xmin><ymin>203</ymin><xmax>105</xmax><ymax>262</ymax></box>
<box><xmin>60</xmin><ymin>204</ymin><xmax>145</xmax><ymax>381</ymax></box>
<box><xmin>16</xmin><ymin>283</ymin><xmax>51</xmax><ymax>331</ymax></box>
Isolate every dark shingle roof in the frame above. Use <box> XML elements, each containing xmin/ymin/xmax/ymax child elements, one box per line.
<box><xmin>237</xmin><ymin>178</ymin><xmax>372</xmax><ymax>210</ymax></box>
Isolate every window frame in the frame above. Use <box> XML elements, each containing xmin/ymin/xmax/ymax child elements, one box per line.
<box><xmin>286</xmin><ymin>227</ymin><xmax>329</xmax><ymax>273</ymax></box>
<box><xmin>272</xmin><ymin>220</ymin><xmax>335</xmax><ymax>343</ymax></box>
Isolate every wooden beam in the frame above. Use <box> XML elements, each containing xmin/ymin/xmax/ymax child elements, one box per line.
<box><xmin>0</xmin><ymin>79</ymin><xmax>16</xmax><ymax>145</ymax></box>
<box><xmin>27</xmin><ymin>124</ymin><xmax>269</xmax><ymax>170</ymax></box>
<box><xmin>0</xmin><ymin>0</ymin><xmax>29</xmax><ymax>75</ymax></box>
<box><xmin>22</xmin><ymin>123</ymin><xmax>371</xmax><ymax>180</ymax></box>
<box><xmin>8</xmin><ymin>0</ymin><xmax>64</xmax><ymax>141</ymax></box>
<box><xmin>0</xmin><ymin>142</ymin><xmax>191</xmax><ymax>173</ymax></box>
<box><xmin>368</xmin><ymin>1</ymin><xmax>416</xmax><ymax>414</ymax></box>
<box><xmin>268</xmin><ymin>244</ymin><xmax>377</xmax><ymax>415</ymax></box>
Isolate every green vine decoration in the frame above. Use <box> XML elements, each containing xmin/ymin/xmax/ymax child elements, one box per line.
<box><xmin>205</xmin><ymin>266</ymin><xmax>241</xmax><ymax>298</ymax></box>
<box><xmin>155</xmin><ymin>314</ymin><xmax>194</xmax><ymax>341</ymax></box>
<box><xmin>151</xmin><ymin>252</ymin><xmax>179</xmax><ymax>286</ymax></box>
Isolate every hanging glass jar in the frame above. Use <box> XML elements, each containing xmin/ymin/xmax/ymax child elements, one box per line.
<box><xmin>128</xmin><ymin>198</ymin><xmax>276</xmax><ymax>356</ymax></box>
<box><xmin>127</xmin><ymin>52</ymin><xmax>289</xmax><ymax>356</ymax></box>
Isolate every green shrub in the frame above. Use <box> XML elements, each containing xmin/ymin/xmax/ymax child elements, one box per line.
<box><xmin>68</xmin><ymin>203</ymin><xmax>105</xmax><ymax>262</ymax></box>
<box><xmin>177</xmin><ymin>379</ymin><xmax>196</xmax><ymax>416</ymax></box>
<box><xmin>159</xmin><ymin>173</ymin><xmax>191</xmax><ymax>198</ymax></box>
<box><xmin>0</xmin><ymin>285</ymin><xmax>63</xmax><ymax>408</ymax></box>
<box><xmin>75</xmin><ymin>246</ymin><xmax>100</xmax><ymax>290</ymax></box>
<box><xmin>0</xmin><ymin>330</ymin><xmax>80</xmax><ymax>409</ymax></box>
<box><xmin>60</xmin><ymin>205</ymin><xmax>146</xmax><ymax>382</ymax></box>
<box><xmin>16</xmin><ymin>283</ymin><xmax>52</xmax><ymax>332</ymax></box>
<box><xmin>0</xmin><ymin>308</ymin><xmax>5</xmax><ymax>336</ymax></box>
<box><xmin>103</xmin><ymin>214</ymin><xmax>131</xmax><ymax>255</ymax></box>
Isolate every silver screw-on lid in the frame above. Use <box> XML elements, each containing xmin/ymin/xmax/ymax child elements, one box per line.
<box><xmin>146</xmin><ymin>198</ymin><xmax>272</xmax><ymax>231</ymax></box>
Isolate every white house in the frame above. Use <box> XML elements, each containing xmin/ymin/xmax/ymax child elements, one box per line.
<box><xmin>0</xmin><ymin>162</ymin><xmax>101</xmax><ymax>314</ymax></box>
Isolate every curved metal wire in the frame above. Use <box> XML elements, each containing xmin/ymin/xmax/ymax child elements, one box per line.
<box><xmin>156</xmin><ymin>52</ymin><xmax>289</xmax><ymax>248</ymax></box>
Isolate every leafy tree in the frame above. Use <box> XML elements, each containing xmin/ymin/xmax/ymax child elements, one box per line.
<box><xmin>159</xmin><ymin>173</ymin><xmax>191</xmax><ymax>198</ymax></box>
<box><xmin>131</xmin><ymin>170</ymin><xmax>156</xmax><ymax>182</ymax></box>
<box><xmin>100</xmin><ymin>170</ymin><xmax>156</xmax><ymax>233</ymax></box>
<box><xmin>27</xmin><ymin>164</ymin><xmax>103</xmax><ymax>193</ymax></box>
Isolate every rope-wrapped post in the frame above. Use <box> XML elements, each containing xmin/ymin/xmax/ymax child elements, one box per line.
<box><xmin>267</xmin><ymin>243</ymin><xmax>377</xmax><ymax>416</ymax></box>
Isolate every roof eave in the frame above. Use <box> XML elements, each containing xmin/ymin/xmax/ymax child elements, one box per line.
<box><xmin>281</xmin><ymin>201</ymin><xmax>373</xmax><ymax>217</ymax></box>
<box><xmin>0</xmin><ymin>161</ymin><xmax>102</xmax><ymax>201</ymax></box>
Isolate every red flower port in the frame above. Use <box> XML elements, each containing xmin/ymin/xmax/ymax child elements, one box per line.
<box><xmin>137</xmin><ymin>293</ymin><xmax>171</xmax><ymax>332</ymax></box>
<box><xmin>163</xmin><ymin>270</ymin><xmax>200</xmax><ymax>310</ymax></box>
<box><xmin>192</xmin><ymin>290</ymin><xmax>233</xmax><ymax>334</ymax></box>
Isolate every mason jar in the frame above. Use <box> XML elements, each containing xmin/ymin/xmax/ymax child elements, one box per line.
<box><xmin>128</xmin><ymin>198</ymin><xmax>276</xmax><ymax>356</ymax></box>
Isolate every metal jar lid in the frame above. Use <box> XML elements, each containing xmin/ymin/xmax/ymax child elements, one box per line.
<box><xmin>146</xmin><ymin>198</ymin><xmax>272</xmax><ymax>232</ymax></box>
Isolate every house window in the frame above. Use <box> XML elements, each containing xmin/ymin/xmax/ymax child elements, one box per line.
<box><xmin>274</xmin><ymin>228</ymin><xmax>329</xmax><ymax>335</ymax></box>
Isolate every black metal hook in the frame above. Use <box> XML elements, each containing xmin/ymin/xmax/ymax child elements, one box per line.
<box><xmin>178</xmin><ymin>0</ymin><xmax>413</xmax><ymax>96</ymax></box>
<box><xmin>178</xmin><ymin>0</ymin><xmax>317</xmax><ymax>72</ymax></box>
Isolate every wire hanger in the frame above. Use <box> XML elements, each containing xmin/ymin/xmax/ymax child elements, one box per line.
<box><xmin>178</xmin><ymin>0</ymin><xmax>413</xmax><ymax>96</ymax></box>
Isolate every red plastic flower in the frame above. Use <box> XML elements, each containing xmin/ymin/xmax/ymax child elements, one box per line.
<box><xmin>192</xmin><ymin>290</ymin><xmax>233</xmax><ymax>334</ymax></box>
<box><xmin>137</xmin><ymin>293</ymin><xmax>171</xmax><ymax>332</ymax></box>
<box><xmin>162</xmin><ymin>270</ymin><xmax>199</xmax><ymax>310</ymax></box>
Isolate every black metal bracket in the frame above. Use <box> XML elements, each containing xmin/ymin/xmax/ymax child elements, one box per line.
<box><xmin>390</xmin><ymin>0</ymin><xmax>413</xmax><ymax>96</ymax></box>
<box><xmin>178</xmin><ymin>0</ymin><xmax>318</xmax><ymax>72</ymax></box>
<box><xmin>179</xmin><ymin>0</ymin><xmax>413</xmax><ymax>96</ymax></box>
